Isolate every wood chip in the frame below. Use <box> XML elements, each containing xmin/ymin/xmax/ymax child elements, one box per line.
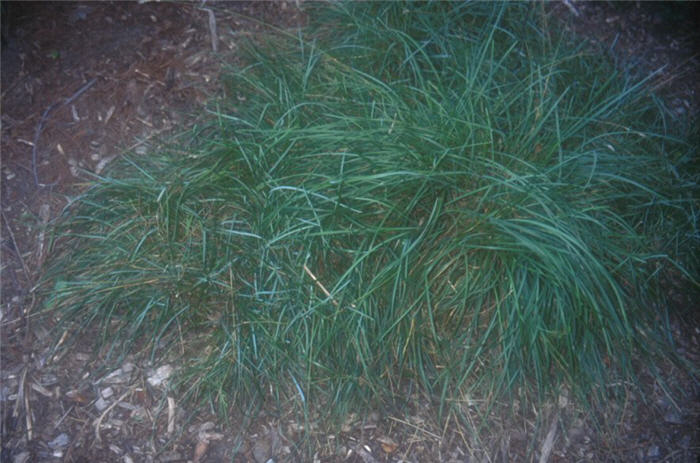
<box><xmin>30</xmin><ymin>382</ymin><xmax>53</xmax><ymax>398</ymax></box>
<box><xmin>104</xmin><ymin>105</ymin><xmax>116</xmax><ymax>124</ymax></box>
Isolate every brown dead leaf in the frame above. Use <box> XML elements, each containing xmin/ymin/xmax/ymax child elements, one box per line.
<box><xmin>65</xmin><ymin>389</ymin><xmax>89</xmax><ymax>403</ymax></box>
<box><xmin>193</xmin><ymin>439</ymin><xmax>209</xmax><ymax>463</ymax></box>
<box><xmin>377</xmin><ymin>436</ymin><xmax>398</xmax><ymax>454</ymax></box>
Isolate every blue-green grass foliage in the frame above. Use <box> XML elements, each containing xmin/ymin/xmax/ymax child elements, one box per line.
<box><xmin>44</xmin><ymin>2</ymin><xmax>698</xmax><ymax>420</ymax></box>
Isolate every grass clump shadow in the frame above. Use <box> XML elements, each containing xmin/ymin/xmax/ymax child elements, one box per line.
<box><xmin>42</xmin><ymin>0</ymin><xmax>698</xmax><ymax>446</ymax></box>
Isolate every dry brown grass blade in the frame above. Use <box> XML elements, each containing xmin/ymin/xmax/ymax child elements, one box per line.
<box><xmin>92</xmin><ymin>388</ymin><xmax>134</xmax><ymax>443</ymax></box>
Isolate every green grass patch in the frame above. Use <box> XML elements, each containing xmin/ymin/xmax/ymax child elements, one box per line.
<box><xmin>43</xmin><ymin>1</ymin><xmax>698</xmax><ymax>432</ymax></box>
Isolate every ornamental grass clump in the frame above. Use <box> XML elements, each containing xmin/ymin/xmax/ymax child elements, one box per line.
<box><xmin>43</xmin><ymin>2</ymin><xmax>697</xmax><ymax>423</ymax></box>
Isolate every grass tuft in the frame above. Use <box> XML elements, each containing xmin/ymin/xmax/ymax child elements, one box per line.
<box><xmin>43</xmin><ymin>1</ymin><xmax>698</xmax><ymax>433</ymax></box>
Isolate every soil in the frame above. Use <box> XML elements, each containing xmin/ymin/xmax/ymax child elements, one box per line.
<box><xmin>1</xmin><ymin>2</ymin><xmax>698</xmax><ymax>462</ymax></box>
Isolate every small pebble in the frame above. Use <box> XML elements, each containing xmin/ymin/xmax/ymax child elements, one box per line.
<box><xmin>679</xmin><ymin>435</ymin><xmax>691</xmax><ymax>448</ymax></box>
<box><xmin>158</xmin><ymin>451</ymin><xmax>182</xmax><ymax>462</ymax></box>
<box><xmin>48</xmin><ymin>433</ymin><xmax>70</xmax><ymax>449</ymax></box>
<box><xmin>40</xmin><ymin>374</ymin><xmax>58</xmax><ymax>386</ymax></box>
<box><xmin>147</xmin><ymin>365</ymin><xmax>173</xmax><ymax>387</ymax></box>
<box><xmin>663</xmin><ymin>409</ymin><xmax>683</xmax><ymax>425</ymax></box>
<box><xmin>101</xmin><ymin>387</ymin><xmax>114</xmax><ymax>399</ymax></box>
<box><xmin>95</xmin><ymin>397</ymin><xmax>109</xmax><ymax>411</ymax></box>
<box><xmin>647</xmin><ymin>445</ymin><xmax>661</xmax><ymax>458</ymax></box>
<box><xmin>199</xmin><ymin>421</ymin><xmax>216</xmax><ymax>432</ymax></box>
<box><xmin>103</xmin><ymin>366</ymin><xmax>131</xmax><ymax>384</ymax></box>
<box><xmin>558</xmin><ymin>392</ymin><xmax>568</xmax><ymax>408</ymax></box>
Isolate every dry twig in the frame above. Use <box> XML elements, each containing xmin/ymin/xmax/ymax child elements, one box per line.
<box><xmin>93</xmin><ymin>388</ymin><xmax>133</xmax><ymax>443</ymax></box>
<box><xmin>387</xmin><ymin>416</ymin><xmax>442</xmax><ymax>441</ymax></box>
<box><xmin>303</xmin><ymin>264</ymin><xmax>336</xmax><ymax>304</ymax></box>
<box><xmin>167</xmin><ymin>396</ymin><xmax>176</xmax><ymax>434</ymax></box>
<box><xmin>200</xmin><ymin>7</ymin><xmax>218</xmax><ymax>52</ymax></box>
<box><xmin>32</xmin><ymin>78</ymin><xmax>97</xmax><ymax>187</ymax></box>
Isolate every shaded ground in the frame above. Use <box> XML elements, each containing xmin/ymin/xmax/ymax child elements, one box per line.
<box><xmin>1</xmin><ymin>2</ymin><xmax>698</xmax><ymax>462</ymax></box>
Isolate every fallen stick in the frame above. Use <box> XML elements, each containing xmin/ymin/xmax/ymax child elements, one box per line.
<box><xmin>32</xmin><ymin>78</ymin><xmax>97</xmax><ymax>187</ymax></box>
<box><xmin>200</xmin><ymin>7</ymin><xmax>218</xmax><ymax>52</ymax></box>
